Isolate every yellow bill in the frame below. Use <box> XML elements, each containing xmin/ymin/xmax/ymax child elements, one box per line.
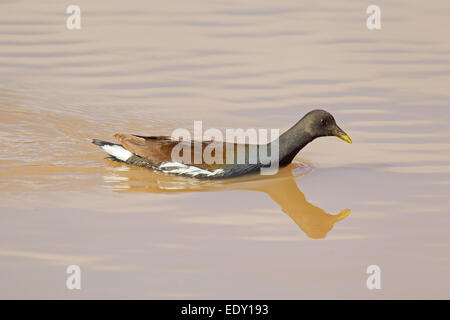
<box><xmin>333</xmin><ymin>125</ymin><xmax>352</xmax><ymax>144</ymax></box>
<box><xmin>337</xmin><ymin>133</ymin><xmax>352</xmax><ymax>144</ymax></box>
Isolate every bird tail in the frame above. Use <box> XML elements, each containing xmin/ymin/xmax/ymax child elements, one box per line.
<box><xmin>92</xmin><ymin>139</ymin><xmax>133</xmax><ymax>162</ymax></box>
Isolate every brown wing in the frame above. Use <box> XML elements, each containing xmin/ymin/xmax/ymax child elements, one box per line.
<box><xmin>114</xmin><ymin>133</ymin><xmax>240</xmax><ymax>170</ymax></box>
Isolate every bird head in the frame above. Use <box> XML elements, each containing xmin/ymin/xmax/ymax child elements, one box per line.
<box><xmin>302</xmin><ymin>109</ymin><xmax>352</xmax><ymax>143</ymax></box>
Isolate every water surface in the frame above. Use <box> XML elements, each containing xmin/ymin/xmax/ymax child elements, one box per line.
<box><xmin>0</xmin><ymin>0</ymin><xmax>449</xmax><ymax>298</ymax></box>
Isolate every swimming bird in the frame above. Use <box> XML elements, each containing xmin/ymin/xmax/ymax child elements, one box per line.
<box><xmin>92</xmin><ymin>109</ymin><xmax>351</xmax><ymax>179</ymax></box>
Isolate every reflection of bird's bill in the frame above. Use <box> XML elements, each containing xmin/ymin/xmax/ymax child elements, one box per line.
<box><xmin>334</xmin><ymin>209</ymin><xmax>351</xmax><ymax>221</ymax></box>
<box><xmin>333</xmin><ymin>125</ymin><xmax>352</xmax><ymax>144</ymax></box>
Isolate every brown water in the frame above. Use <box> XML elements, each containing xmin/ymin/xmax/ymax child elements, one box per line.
<box><xmin>1</xmin><ymin>0</ymin><xmax>449</xmax><ymax>299</ymax></box>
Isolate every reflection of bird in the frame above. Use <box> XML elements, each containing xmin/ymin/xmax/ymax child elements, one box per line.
<box><xmin>249</xmin><ymin>174</ymin><xmax>350</xmax><ymax>239</ymax></box>
<box><xmin>104</xmin><ymin>164</ymin><xmax>350</xmax><ymax>239</ymax></box>
<box><xmin>92</xmin><ymin>109</ymin><xmax>351</xmax><ymax>179</ymax></box>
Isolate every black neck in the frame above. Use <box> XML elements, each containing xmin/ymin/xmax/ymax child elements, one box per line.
<box><xmin>269</xmin><ymin>120</ymin><xmax>314</xmax><ymax>166</ymax></box>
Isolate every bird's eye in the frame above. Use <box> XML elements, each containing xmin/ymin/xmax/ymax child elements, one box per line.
<box><xmin>320</xmin><ymin>119</ymin><xmax>327</xmax><ymax>126</ymax></box>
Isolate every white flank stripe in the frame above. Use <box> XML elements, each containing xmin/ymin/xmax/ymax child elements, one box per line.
<box><xmin>101</xmin><ymin>145</ymin><xmax>133</xmax><ymax>162</ymax></box>
<box><xmin>158</xmin><ymin>162</ymin><xmax>224</xmax><ymax>177</ymax></box>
